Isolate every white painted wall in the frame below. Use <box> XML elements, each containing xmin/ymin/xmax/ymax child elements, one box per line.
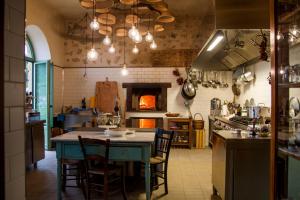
<box><xmin>62</xmin><ymin>67</ymin><xmax>233</xmax><ymax>145</ymax></box>
<box><xmin>235</xmin><ymin>61</ymin><xmax>271</xmax><ymax>107</ymax></box>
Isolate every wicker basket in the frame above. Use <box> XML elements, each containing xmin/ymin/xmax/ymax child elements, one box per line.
<box><xmin>193</xmin><ymin>113</ymin><xmax>204</xmax><ymax>130</ymax></box>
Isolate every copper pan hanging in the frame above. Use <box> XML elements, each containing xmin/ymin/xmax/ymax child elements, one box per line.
<box><xmin>120</xmin><ymin>0</ymin><xmax>137</xmax><ymax>5</ymax></box>
<box><xmin>152</xmin><ymin>2</ymin><xmax>168</xmax><ymax>12</ymax></box>
<box><xmin>154</xmin><ymin>24</ymin><xmax>164</xmax><ymax>32</ymax></box>
<box><xmin>125</xmin><ymin>14</ymin><xmax>140</xmax><ymax>25</ymax></box>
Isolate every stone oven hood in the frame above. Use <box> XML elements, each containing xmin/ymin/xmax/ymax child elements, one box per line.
<box><xmin>191</xmin><ymin>0</ymin><xmax>270</xmax><ymax>71</ymax></box>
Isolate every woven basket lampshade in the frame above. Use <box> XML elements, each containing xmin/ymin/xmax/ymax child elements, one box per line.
<box><xmin>98</xmin><ymin>13</ymin><xmax>116</xmax><ymax>25</ymax></box>
<box><xmin>147</xmin><ymin>0</ymin><xmax>162</xmax><ymax>2</ymax></box>
<box><xmin>120</xmin><ymin>0</ymin><xmax>137</xmax><ymax>5</ymax></box>
<box><xmin>96</xmin><ymin>7</ymin><xmax>110</xmax><ymax>13</ymax></box>
<box><xmin>98</xmin><ymin>25</ymin><xmax>112</xmax><ymax>35</ymax></box>
<box><xmin>156</xmin><ymin>11</ymin><xmax>175</xmax><ymax>23</ymax></box>
<box><xmin>80</xmin><ymin>0</ymin><xmax>94</xmax><ymax>9</ymax></box>
<box><xmin>125</xmin><ymin>14</ymin><xmax>140</xmax><ymax>25</ymax></box>
<box><xmin>152</xmin><ymin>2</ymin><xmax>168</xmax><ymax>12</ymax></box>
<box><xmin>154</xmin><ymin>24</ymin><xmax>164</xmax><ymax>32</ymax></box>
<box><xmin>116</xmin><ymin>28</ymin><xmax>128</xmax><ymax>37</ymax></box>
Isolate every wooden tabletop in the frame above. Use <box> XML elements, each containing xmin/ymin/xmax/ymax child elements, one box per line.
<box><xmin>51</xmin><ymin>131</ymin><xmax>155</xmax><ymax>143</ymax></box>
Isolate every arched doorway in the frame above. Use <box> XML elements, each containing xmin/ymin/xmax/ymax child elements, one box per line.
<box><xmin>25</xmin><ymin>25</ymin><xmax>53</xmax><ymax>150</ymax></box>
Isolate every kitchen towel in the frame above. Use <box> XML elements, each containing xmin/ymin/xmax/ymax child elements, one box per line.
<box><xmin>95</xmin><ymin>81</ymin><xmax>119</xmax><ymax>113</ymax></box>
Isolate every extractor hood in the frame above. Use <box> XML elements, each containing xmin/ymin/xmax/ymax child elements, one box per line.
<box><xmin>192</xmin><ymin>0</ymin><xmax>270</xmax><ymax>71</ymax></box>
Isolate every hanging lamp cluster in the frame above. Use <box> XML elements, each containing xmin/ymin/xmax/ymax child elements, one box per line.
<box><xmin>77</xmin><ymin>0</ymin><xmax>175</xmax><ymax>72</ymax></box>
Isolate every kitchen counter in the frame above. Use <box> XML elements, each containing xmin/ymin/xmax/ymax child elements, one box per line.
<box><xmin>214</xmin><ymin>130</ymin><xmax>270</xmax><ymax>141</ymax></box>
<box><xmin>212</xmin><ymin>130</ymin><xmax>270</xmax><ymax>200</ymax></box>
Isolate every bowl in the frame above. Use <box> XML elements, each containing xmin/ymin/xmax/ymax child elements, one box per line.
<box><xmin>165</xmin><ymin>113</ymin><xmax>180</xmax><ymax>117</ymax></box>
<box><xmin>104</xmin><ymin>128</ymin><xmax>127</xmax><ymax>137</ymax></box>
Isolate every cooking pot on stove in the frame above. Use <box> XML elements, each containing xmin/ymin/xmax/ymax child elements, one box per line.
<box><xmin>181</xmin><ymin>79</ymin><xmax>196</xmax><ymax>100</ymax></box>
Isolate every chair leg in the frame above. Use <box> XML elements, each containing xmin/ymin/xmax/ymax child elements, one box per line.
<box><xmin>104</xmin><ymin>174</ymin><xmax>109</xmax><ymax>200</ymax></box>
<box><xmin>121</xmin><ymin>167</ymin><xmax>127</xmax><ymax>200</ymax></box>
<box><xmin>62</xmin><ymin>164</ymin><xmax>66</xmax><ymax>191</ymax></box>
<box><xmin>164</xmin><ymin>165</ymin><xmax>169</xmax><ymax>194</ymax></box>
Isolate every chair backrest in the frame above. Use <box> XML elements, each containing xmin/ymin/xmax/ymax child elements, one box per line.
<box><xmin>78</xmin><ymin>136</ymin><xmax>110</xmax><ymax>170</ymax></box>
<box><xmin>154</xmin><ymin>128</ymin><xmax>174</xmax><ymax>162</ymax></box>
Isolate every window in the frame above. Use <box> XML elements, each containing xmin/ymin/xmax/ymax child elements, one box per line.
<box><xmin>25</xmin><ymin>36</ymin><xmax>35</xmax><ymax>95</ymax></box>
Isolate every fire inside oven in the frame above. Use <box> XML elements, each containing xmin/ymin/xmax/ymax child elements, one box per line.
<box><xmin>139</xmin><ymin>95</ymin><xmax>156</xmax><ymax>110</ymax></box>
<box><xmin>139</xmin><ymin>119</ymin><xmax>156</xmax><ymax>129</ymax></box>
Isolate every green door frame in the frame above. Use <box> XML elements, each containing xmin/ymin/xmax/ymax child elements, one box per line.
<box><xmin>33</xmin><ymin>60</ymin><xmax>53</xmax><ymax>150</ymax></box>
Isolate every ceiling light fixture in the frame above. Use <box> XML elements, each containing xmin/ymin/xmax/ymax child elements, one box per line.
<box><xmin>103</xmin><ymin>35</ymin><xmax>111</xmax><ymax>46</ymax></box>
<box><xmin>207</xmin><ymin>31</ymin><xmax>224</xmax><ymax>51</ymax></box>
<box><xmin>121</xmin><ymin>13</ymin><xmax>128</xmax><ymax>76</ymax></box>
<box><xmin>276</xmin><ymin>31</ymin><xmax>282</xmax><ymax>40</ymax></box>
<box><xmin>150</xmin><ymin>40</ymin><xmax>157</xmax><ymax>49</ymax></box>
<box><xmin>132</xmin><ymin>45</ymin><xmax>139</xmax><ymax>54</ymax></box>
<box><xmin>90</xmin><ymin>17</ymin><xmax>100</xmax><ymax>31</ymax></box>
<box><xmin>145</xmin><ymin>31</ymin><xmax>153</xmax><ymax>42</ymax></box>
<box><xmin>90</xmin><ymin>0</ymin><xmax>99</xmax><ymax>31</ymax></box>
<box><xmin>87</xmin><ymin>48</ymin><xmax>98</xmax><ymax>61</ymax></box>
<box><xmin>108</xmin><ymin>44</ymin><xmax>116</xmax><ymax>54</ymax></box>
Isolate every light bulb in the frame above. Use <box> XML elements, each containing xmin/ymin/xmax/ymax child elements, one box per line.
<box><xmin>103</xmin><ymin>35</ymin><xmax>111</xmax><ymax>46</ymax></box>
<box><xmin>108</xmin><ymin>44</ymin><xmax>116</xmax><ymax>54</ymax></box>
<box><xmin>132</xmin><ymin>45</ymin><xmax>139</xmax><ymax>54</ymax></box>
<box><xmin>121</xmin><ymin>64</ymin><xmax>128</xmax><ymax>76</ymax></box>
<box><xmin>276</xmin><ymin>32</ymin><xmax>282</xmax><ymax>40</ymax></box>
<box><xmin>128</xmin><ymin>25</ymin><xmax>138</xmax><ymax>39</ymax></box>
<box><xmin>90</xmin><ymin>17</ymin><xmax>100</xmax><ymax>31</ymax></box>
<box><xmin>87</xmin><ymin>48</ymin><xmax>98</xmax><ymax>61</ymax></box>
<box><xmin>292</xmin><ymin>25</ymin><xmax>298</xmax><ymax>35</ymax></box>
<box><xmin>150</xmin><ymin>40</ymin><xmax>157</xmax><ymax>49</ymax></box>
<box><xmin>290</xmin><ymin>36</ymin><xmax>294</xmax><ymax>42</ymax></box>
<box><xmin>133</xmin><ymin>32</ymin><xmax>143</xmax><ymax>43</ymax></box>
<box><xmin>145</xmin><ymin>31</ymin><xmax>153</xmax><ymax>42</ymax></box>
<box><xmin>280</xmin><ymin>68</ymin><xmax>285</xmax><ymax>74</ymax></box>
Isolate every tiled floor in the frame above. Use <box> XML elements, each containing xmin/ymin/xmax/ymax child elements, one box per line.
<box><xmin>26</xmin><ymin>148</ymin><xmax>212</xmax><ymax>200</ymax></box>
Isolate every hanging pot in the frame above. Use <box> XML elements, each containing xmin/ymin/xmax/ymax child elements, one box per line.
<box><xmin>181</xmin><ymin>79</ymin><xmax>196</xmax><ymax>100</ymax></box>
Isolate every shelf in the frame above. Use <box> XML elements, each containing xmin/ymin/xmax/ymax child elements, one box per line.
<box><xmin>278</xmin><ymin>82</ymin><xmax>300</xmax><ymax>88</ymax></box>
<box><xmin>172</xmin><ymin>142</ymin><xmax>189</xmax><ymax>146</ymax></box>
<box><xmin>169</xmin><ymin>129</ymin><xmax>189</xmax><ymax>133</ymax></box>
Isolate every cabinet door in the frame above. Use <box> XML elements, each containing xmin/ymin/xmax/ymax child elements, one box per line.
<box><xmin>31</xmin><ymin>123</ymin><xmax>45</xmax><ymax>163</ymax></box>
<box><xmin>212</xmin><ymin>133</ymin><xmax>226</xmax><ymax>199</ymax></box>
<box><xmin>272</xmin><ymin>1</ymin><xmax>300</xmax><ymax>199</ymax></box>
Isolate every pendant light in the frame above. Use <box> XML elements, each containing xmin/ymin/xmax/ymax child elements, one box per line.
<box><xmin>87</xmin><ymin>12</ymin><xmax>99</xmax><ymax>61</ymax></box>
<box><xmin>90</xmin><ymin>0</ymin><xmax>100</xmax><ymax>31</ymax></box>
<box><xmin>132</xmin><ymin>44</ymin><xmax>139</xmax><ymax>54</ymax></box>
<box><xmin>121</xmin><ymin>14</ymin><xmax>128</xmax><ymax>76</ymax></box>
<box><xmin>108</xmin><ymin>27</ymin><xmax>116</xmax><ymax>54</ymax></box>
<box><xmin>83</xmin><ymin>14</ymin><xmax>88</xmax><ymax>80</ymax></box>
<box><xmin>145</xmin><ymin>14</ymin><xmax>153</xmax><ymax>42</ymax></box>
<box><xmin>103</xmin><ymin>13</ymin><xmax>111</xmax><ymax>46</ymax></box>
<box><xmin>149</xmin><ymin>25</ymin><xmax>157</xmax><ymax>49</ymax></box>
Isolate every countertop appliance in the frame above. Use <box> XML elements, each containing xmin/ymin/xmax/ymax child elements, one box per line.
<box><xmin>210</xmin><ymin>98</ymin><xmax>221</xmax><ymax>116</ymax></box>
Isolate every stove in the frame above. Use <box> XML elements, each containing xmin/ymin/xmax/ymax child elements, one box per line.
<box><xmin>229</xmin><ymin>116</ymin><xmax>256</xmax><ymax>126</ymax></box>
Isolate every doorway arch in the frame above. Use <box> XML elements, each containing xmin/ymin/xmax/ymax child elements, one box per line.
<box><xmin>25</xmin><ymin>25</ymin><xmax>51</xmax><ymax>61</ymax></box>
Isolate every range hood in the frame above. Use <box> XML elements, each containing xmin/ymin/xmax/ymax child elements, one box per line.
<box><xmin>192</xmin><ymin>0</ymin><xmax>270</xmax><ymax>71</ymax></box>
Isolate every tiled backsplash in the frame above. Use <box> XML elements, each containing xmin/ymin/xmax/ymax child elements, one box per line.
<box><xmin>57</xmin><ymin>67</ymin><xmax>233</xmax><ymax>144</ymax></box>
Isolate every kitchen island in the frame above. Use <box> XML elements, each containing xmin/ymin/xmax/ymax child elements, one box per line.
<box><xmin>212</xmin><ymin>130</ymin><xmax>270</xmax><ymax>200</ymax></box>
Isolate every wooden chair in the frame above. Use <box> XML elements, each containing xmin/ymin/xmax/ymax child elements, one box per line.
<box><xmin>51</xmin><ymin>127</ymin><xmax>84</xmax><ymax>191</ymax></box>
<box><xmin>78</xmin><ymin>136</ymin><xmax>127</xmax><ymax>200</ymax></box>
<box><xmin>150</xmin><ymin>128</ymin><xmax>174</xmax><ymax>195</ymax></box>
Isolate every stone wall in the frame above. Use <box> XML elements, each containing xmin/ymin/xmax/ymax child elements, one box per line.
<box><xmin>4</xmin><ymin>0</ymin><xmax>26</xmax><ymax>199</ymax></box>
<box><xmin>64</xmin><ymin>15</ymin><xmax>215</xmax><ymax>68</ymax></box>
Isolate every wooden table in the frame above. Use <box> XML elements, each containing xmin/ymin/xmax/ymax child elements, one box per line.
<box><xmin>51</xmin><ymin>131</ymin><xmax>155</xmax><ymax>200</ymax></box>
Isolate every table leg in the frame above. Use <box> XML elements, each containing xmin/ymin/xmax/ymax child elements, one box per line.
<box><xmin>57</xmin><ymin>159</ymin><xmax>62</xmax><ymax>200</ymax></box>
<box><xmin>145</xmin><ymin>160</ymin><xmax>151</xmax><ymax>200</ymax></box>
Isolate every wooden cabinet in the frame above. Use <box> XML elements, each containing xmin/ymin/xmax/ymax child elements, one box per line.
<box><xmin>25</xmin><ymin>120</ymin><xmax>45</xmax><ymax>168</ymax></box>
<box><xmin>212</xmin><ymin>130</ymin><xmax>270</xmax><ymax>200</ymax></box>
<box><xmin>167</xmin><ymin>118</ymin><xmax>192</xmax><ymax>149</ymax></box>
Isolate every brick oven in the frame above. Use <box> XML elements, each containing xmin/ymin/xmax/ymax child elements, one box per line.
<box><xmin>122</xmin><ymin>83</ymin><xmax>171</xmax><ymax>128</ymax></box>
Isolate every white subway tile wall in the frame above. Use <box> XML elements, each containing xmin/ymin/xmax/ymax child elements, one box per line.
<box><xmin>235</xmin><ymin>61</ymin><xmax>271</xmax><ymax>107</ymax></box>
<box><xmin>4</xmin><ymin>0</ymin><xmax>26</xmax><ymax>199</ymax></box>
<box><xmin>59</xmin><ymin>67</ymin><xmax>233</xmax><ymax>145</ymax></box>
